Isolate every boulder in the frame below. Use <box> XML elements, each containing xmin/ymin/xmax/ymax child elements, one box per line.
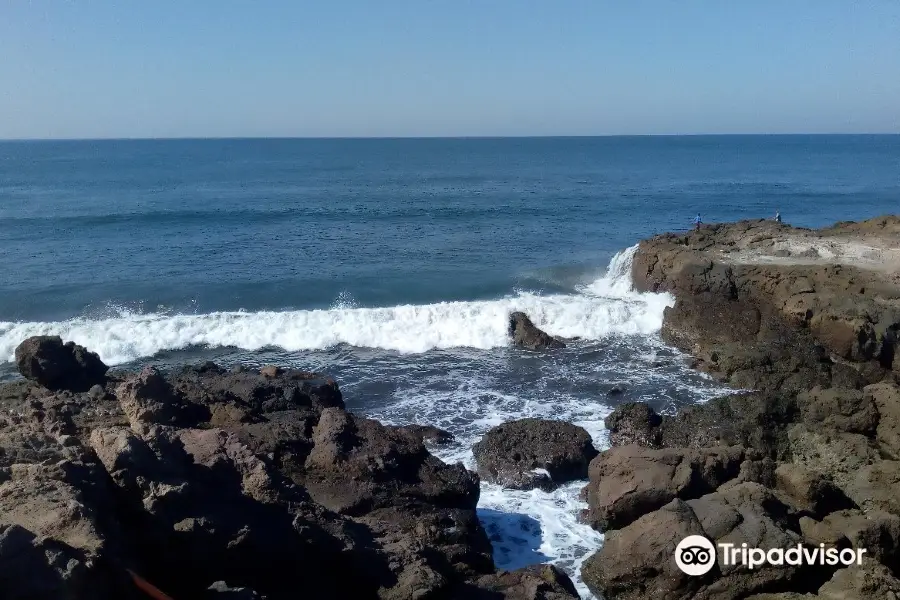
<box><xmin>116</xmin><ymin>366</ymin><xmax>211</xmax><ymax>430</ymax></box>
<box><xmin>660</xmin><ymin>294</ymin><xmax>761</xmax><ymax>354</ymax></box>
<box><xmin>14</xmin><ymin>336</ymin><xmax>108</xmax><ymax>392</ymax></box>
<box><xmin>816</xmin><ymin>562</ymin><xmax>900</xmax><ymax>599</ymax></box>
<box><xmin>796</xmin><ymin>387</ymin><xmax>878</xmax><ymax>436</ymax></box>
<box><xmin>787</xmin><ymin>424</ymin><xmax>879</xmax><ymax>490</ymax></box>
<box><xmin>581</xmin><ymin>499</ymin><xmax>710</xmax><ymax>600</ymax></box>
<box><xmin>303</xmin><ymin>408</ymin><xmax>481</xmax><ymax>515</ymax></box>
<box><xmin>0</xmin><ymin>524</ymin><xmax>133</xmax><ymax>600</ymax></box>
<box><xmin>459</xmin><ymin>564</ymin><xmax>580</xmax><ymax>599</ymax></box>
<box><xmin>800</xmin><ymin>509</ymin><xmax>900</xmax><ymax>569</ymax></box>
<box><xmin>659</xmin><ymin>392</ymin><xmax>799</xmax><ymax>459</ymax></box>
<box><xmin>774</xmin><ymin>463</ymin><xmax>856</xmax><ymax>517</ymax></box>
<box><xmin>842</xmin><ymin>460</ymin><xmax>900</xmax><ymax>516</ymax></box>
<box><xmin>866</xmin><ymin>382</ymin><xmax>900</xmax><ymax>459</ymax></box>
<box><xmin>508</xmin><ymin>312</ymin><xmax>565</xmax><ymax>350</ymax></box>
<box><xmin>472</xmin><ymin>418</ymin><xmax>597</xmax><ymax>491</ymax></box>
<box><xmin>88</xmin><ymin>423</ymin><xmax>370</xmax><ymax>599</ymax></box>
<box><xmin>604</xmin><ymin>402</ymin><xmax>662</xmax><ymax>448</ymax></box>
<box><xmin>582</xmin><ymin>445</ymin><xmax>744</xmax><ymax>530</ymax></box>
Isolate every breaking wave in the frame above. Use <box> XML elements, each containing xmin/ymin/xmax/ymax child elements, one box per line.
<box><xmin>0</xmin><ymin>245</ymin><xmax>671</xmax><ymax>365</ymax></box>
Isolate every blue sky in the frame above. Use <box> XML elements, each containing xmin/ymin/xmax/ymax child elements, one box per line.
<box><xmin>1</xmin><ymin>1</ymin><xmax>899</xmax><ymax>138</ymax></box>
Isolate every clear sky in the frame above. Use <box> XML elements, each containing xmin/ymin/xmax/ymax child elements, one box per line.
<box><xmin>2</xmin><ymin>1</ymin><xmax>899</xmax><ymax>139</ymax></box>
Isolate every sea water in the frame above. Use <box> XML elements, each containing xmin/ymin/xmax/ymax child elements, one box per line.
<box><xmin>2</xmin><ymin>135</ymin><xmax>899</xmax><ymax>597</ymax></box>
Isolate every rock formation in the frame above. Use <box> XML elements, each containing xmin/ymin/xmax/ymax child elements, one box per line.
<box><xmin>472</xmin><ymin>418</ymin><xmax>598</xmax><ymax>491</ymax></box>
<box><xmin>0</xmin><ymin>337</ymin><xmax>579</xmax><ymax>600</ymax></box>
<box><xmin>509</xmin><ymin>312</ymin><xmax>566</xmax><ymax>350</ymax></box>
<box><xmin>582</xmin><ymin>216</ymin><xmax>900</xmax><ymax>600</ymax></box>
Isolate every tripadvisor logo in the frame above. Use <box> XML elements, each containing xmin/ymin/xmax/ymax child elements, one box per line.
<box><xmin>675</xmin><ymin>535</ymin><xmax>867</xmax><ymax>576</ymax></box>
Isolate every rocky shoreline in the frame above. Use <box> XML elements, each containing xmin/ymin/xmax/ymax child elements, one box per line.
<box><xmin>2</xmin><ymin>216</ymin><xmax>898</xmax><ymax>599</ymax></box>
<box><xmin>580</xmin><ymin>216</ymin><xmax>900</xmax><ymax>599</ymax></box>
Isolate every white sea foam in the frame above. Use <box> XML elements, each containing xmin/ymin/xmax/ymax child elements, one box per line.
<box><xmin>0</xmin><ymin>245</ymin><xmax>673</xmax><ymax>365</ymax></box>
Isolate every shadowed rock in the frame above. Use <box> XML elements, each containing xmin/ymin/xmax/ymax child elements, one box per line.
<box><xmin>15</xmin><ymin>336</ymin><xmax>108</xmax><ymax>392</ymax></box>
<box><xmin>473</xmin><ymin>418</ymin><xmax>597</xmax><ymax>491</ymax></box>
<box><xmin>508</xmin><ymin>312</ymin><xmax>565</xmax><ymax>350</ymax></box>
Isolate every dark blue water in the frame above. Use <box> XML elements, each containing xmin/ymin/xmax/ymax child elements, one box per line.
<box><xmin>2</xmin><ymin>135</ymin><xmax>898</xmax><ymax>322</ymax></box>
<box><xmin>1</xmin><ymin>135</ymin><xmax>898</xmax><ymax>597</ymax></box>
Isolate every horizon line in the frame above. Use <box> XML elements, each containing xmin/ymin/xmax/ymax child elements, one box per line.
<box><xmin>2</xmin><ymin>132</ymin><xmax>900</xmax><ymax>143</ymax></box>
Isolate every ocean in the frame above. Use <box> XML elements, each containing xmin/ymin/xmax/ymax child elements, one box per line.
<box><xmin>2</xmin><ymin>135</ymin><xmax>899</xmax><ymax>597</ymax></box>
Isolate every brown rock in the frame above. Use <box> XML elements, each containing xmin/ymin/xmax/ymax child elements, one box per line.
<box><xmin>774</xmin><ymin>463</ymin><xmax>855</xmax><ymax>517</ymax></box>
<box><xmin>461</xmin><ymin>564</ymin><xmax>580</xmax><ymax>599</ymax></box>
<box><xmin>604</xmin><ymin>402</ymin><xmax>662</xmax><ymax>448</ymax></box>
<box><xmin>866</xmin><ymin>382</ymin><xmax>900</xmax><ymax>459</ymax></box>
<box><xmin>816</xmin><ymin>562</ymin><xmax>900</xmax><ymax>599</ymax></box>
<box><xmin>581</xmin><ymin>499</ymin><xmax>710</xmax><ymax>600</ymax></box>
<box><xmin>582</xmin><ymin>445</ymin><xmax>744</xmax><ymax>530</ymax></box>
<box><xmin>843</xmin><ymin>460</ymin><xmax>900</xmax><ymax>516</ymax></box>
<box><xmin>796</xmin><ymin>387</ymin><xmax>878</xmax><ymax>436</ymax></box>
<box><xmin>472</xmin><ymin>419</ymin><xmax>597</xmax><ymax>491</ymax></box>
<box><xmin>508</xmin><ymin>312</ymin><xmax>565</xmax><ymax>350</ymax></box>
<box><xmin>14</xmin><ymin>336</ymin><xmax>108</xmax><ymax>393</ymax></box>
<box><xmin>787</xmin><ymin>424</ymin><xmax>878</xmax><ymax>490</ymax></box>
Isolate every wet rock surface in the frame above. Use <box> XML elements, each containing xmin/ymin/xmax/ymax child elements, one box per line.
<box><xmin>508</xmin><ymin>312</ymin><xmax>566</xmax><ymax>350</ymax></box>
<box><xmin>472</xmin><ymin>418</ymin><xmax>598</xmax><ymax>491</ymax></box>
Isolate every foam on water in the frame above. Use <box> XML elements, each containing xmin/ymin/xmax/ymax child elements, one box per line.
<box><xmin>0</xmin><ymin>246</ymin><xmax>704</xmax><ymax>598</ymax></box>
<box><xmin>0</xmin><ymin>245</ymin><xmax>672</xmax><ymax>365</ymax></box>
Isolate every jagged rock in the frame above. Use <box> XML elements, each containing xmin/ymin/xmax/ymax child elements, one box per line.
<box><xmin>168</xmin><ymin>363</ymin><xmax>345</xmax><ymax>416</ymax></box>
<box><xmin>661</xmin><ymin>294</ymin><xmax>762</xmax><ymax>354</ymax></box>
<box><xmin>684</xmin><ymin>483</ymin><xmax>808</xmax><ymax>595</ymax></box>
<box><xmin>659</xmin><ymin>392</ymin><xmax>799</xmax><ymax>459</ymax></box>
<box><xmin>604</xmin><ymin>402</ymin><xmax>662</xmax><ymax>448</ymax></box>
<box><xmin>0</xmin><ymin>524</ymin><xmax>134</xmax><ymax>600</ymax></box>
<box><xmin>796</xmin><ymin>387</ymin><xmax>878</xmax><ymax>436</ymax></box>
<box><xmin>116</xmin><ymin>366</ymin><xmax>211</xmax><ymax>430</ymax></box>
<box><xmin>508</xmin><ymin>312</ymin><xmax>565</xmax><ymax>350</ymax></box>
<box><xmin>582</xmin><ymin>445</ymin><xmax>744</xmax><ymax>530</ymax></box>
<box><xmin>799</xmin><ymin>509</ymin><xmax>900</xmax><ymax>569</ymax></box>
<box><xmin>774</xmin><ymin>463</ymin><xmax>856</xmax><ymax>517</ymax></box>
<box><xmin>397</xmin><ymin>424</ymin><xmax>455</xmax><ymax>445</ymax></box>
<box><xmin>460</xmin><ymin>564</ymin><xmax>580</xmax><ymax>599</ymax></box>
<box><xmin>88</xmin><ymin>422</ymin><xmax>370</xmax><ymax>599</ymax></box>
<box><xmin>303</xmin><ymin>408</ymin><xmax>481</xmax><ymax>514</ymax></box>
<box><xmin>842</xmin><ymin>459</ymin><xmax>900</xmax><ymax>516</ymax></box>
<box><xmin>787</xmin><ymin>424</ymin><xmax>879</xmax><ymax>490</ymax></box>
<box><xmin>14</xmin><ymin>336</ymin><xmax>108</xmax><ymax>392</ymax></box>
<box><xmin>472</xmin><ymin>419</ymin><xmax>597</xmax><ymax>491</ymax></box>
<box><xmin>581</xmin><ymin>499</ymin><xmax>710</xmax><ymax>600</ymax></box>
<box><xmin>867</xmin><ymin>382</ymin><xmax>900</xmax><ymax>459</ymax></box>
<box><xmin>816</xmin><ymin>562</ymin><xmax>900</xmax><ymax>599</ymax></box>
<box><xmin>583</xmin><ymin>483</ymin><xmax>828</xmax><ymax>600</ymax></box>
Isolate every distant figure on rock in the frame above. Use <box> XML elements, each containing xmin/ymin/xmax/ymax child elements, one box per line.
<box><xmin>694</xmin><ymin>213</ymin><xmax>702</xmax><ymax>230</ymax></box>
<box><xmin>774</xmin><ymin>211</ymin><xmax>782</xmax><ymax>223</ymax></box>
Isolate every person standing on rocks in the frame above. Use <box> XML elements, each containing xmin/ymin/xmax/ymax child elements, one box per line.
<box><xmin>694</xmin><ymin>213</ymin><xmax>702</xmax><ymax>230</ymax></box>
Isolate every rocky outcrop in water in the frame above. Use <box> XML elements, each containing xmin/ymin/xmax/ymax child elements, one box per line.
<box><xmin>0</xmin><ymin>336</ymin><xmax>579</xmax><ymax>600</ymax></box>
<box><xmin>581</xmin><ymin>217</ymin><xmax>900</xmax><ymax>600</ymax></box>
<box><xmin>14</xmin><ymin>335</ymin><xmax>109</xmax><ymax>392</ymax></box>
<box><xmin>472</xmin><ymin>418</ymin><xmax>598</xmax><ymax>491</ymax></box>
<box><xmin>509</xmin><ymin>312</ymin><xmax>566</xmax><ymax>350</ymax></box>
